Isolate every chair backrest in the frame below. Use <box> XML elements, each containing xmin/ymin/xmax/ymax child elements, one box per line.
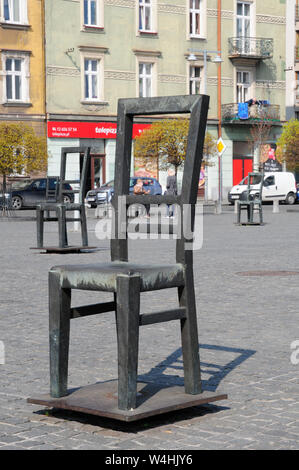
<box><xmin>58</xmin><ymin>147</ymin><xmax>91</xmax><ymax>204</ymax></box>
<box><xmin>110</xmin><ymin>95</ymin><xmax>209</xmax><ymax>266</ymax></box>
<box><xmin>247</xmin><ymin>172</ymin><xmax>263</xmax><ymax>199</ymax></box>
<box><xmin>46</xmin><ymin>177</ymin><xmax>60</xmax><ymax>202</ymax></box>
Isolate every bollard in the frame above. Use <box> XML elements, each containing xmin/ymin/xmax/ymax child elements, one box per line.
<box><xmin>234</xmin><ymin>201</ymin><xmax>238</xmax><ymax>214</ymax></box>
<box><xmin>214</xmin><ymin>200</ymin><xmax>222</xmax><ymax>215</ymax></box>
<box><xmin>273</xmin><ymin>199</ymin><xmax>279</xmax><ymax>213</ymax></box>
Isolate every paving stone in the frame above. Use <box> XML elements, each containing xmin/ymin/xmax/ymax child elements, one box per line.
<box><xmin>1</xmin><ymin>207</ymin><xmax>299</xmax><ymax>449</ymax></box>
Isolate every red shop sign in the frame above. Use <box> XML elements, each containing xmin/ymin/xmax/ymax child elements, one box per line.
<box><xmin>47</xmin><ymin>121</ymin><xmax>151</xmax><ymax>139</ymax></box>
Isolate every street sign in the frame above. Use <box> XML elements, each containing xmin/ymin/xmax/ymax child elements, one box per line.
<box><xmin>217</xmin><ymin>137</ymin><xmax>226</xmax><ymax>156</ymax></box>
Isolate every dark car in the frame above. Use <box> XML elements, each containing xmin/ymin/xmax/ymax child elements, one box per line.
<box><xmin>86</xmin><ymin>177</ymin><xmax>162</xmax><ymax>207</ymax></box>
<box><xmin>10</xmin><ymin>178</ymin><xmax>74</xmax><ymax>210</ymax></box>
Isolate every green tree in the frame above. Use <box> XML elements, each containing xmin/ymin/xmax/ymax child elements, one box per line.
<box><xmin>134</xmin><ymin>118</ymin><xmax>216</xmax><ymax>176</ymax></box>
<box><xmin>276</xmin><ymin>119</ymin><xmax>299</xmax><ymax>171</ymax></box>
<box><xmin>0</xmin><ymin>122</ymin><xmax>48</xmax><ymax>192</ymax></box>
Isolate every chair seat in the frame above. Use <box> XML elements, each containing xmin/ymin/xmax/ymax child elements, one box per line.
<box><xmin>37</xmin><ymin>202</ymin><xmax>81</xmax><ymax>210</ymax></box>
<box><xmin>50</xmin><ymin>261</ymin><xmax>185</xmax><ymax>292</ymax></box>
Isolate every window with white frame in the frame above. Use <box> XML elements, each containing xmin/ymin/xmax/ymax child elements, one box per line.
<box><xmin>189</xmin><ymin>65</ymin><xmax>201</xmax><ymax>95</ymax></box>
<box><xmin>84</xmin><ymin>0</ymin><xmax>97</xmax><ymax>26</ymax></box>
<box><xmin>139</xmin><ymin>62</ymin><xmax>153</xmax><ymax>97</ymax></box>
<box><xmin>83</xmin><ymin>0</ymin><xmax>103</xmax><ymax>27</ymax></box>
<box><xmin>139</xmin><ymin>0</ymin><xmax>153</xmax><ymax>32</ymax></box>
<box><xmin>2</xmin><ymin>53</ymin><xmax>30</xmax><ymax>103</ymax></box>
<box><xmin>236</xmin><ymin>70</ymin><xmax>251</xmax><ymax>102</ymax></box>
<box><xmin>2</xmin><ymin>0</ymin><xmax>28</xmax><ymax>24</ymax></box>
<box><xmin>189</xmin><ymin>0</ymin><xmax>201</xmax><ymax>37</ymax></box>
<box><xmin>236</xmin><ymin>1</ymin><xmax>251</xmax><ymax>37</ymax></box>
<box><xmin>84</xmin><ymin>58</ymin><xmax>100</xmax><ymax>101</ymax></box>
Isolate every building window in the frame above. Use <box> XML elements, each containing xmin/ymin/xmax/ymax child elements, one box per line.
<box><xmin>82</xmin><ymin>0</ymin><xmax>103</xmax><ymax>28</ymax></box>
<box><xmin>236</xmin><ymin>70</ymin><xmax>251</xmax><ymax>102</ymax></box>
<box><xmin>84</xmin><ymin>0</ymin><xmax>97</xmax><ymax>26</ymax></box>
<box><xmin>6</xmin><ymin>57</ymin><xmax>21</xmax><ymax>100</ymax></box>
<box><xmin>79</xmin><ymin>47</ymin><xmax>106</xmax><ymax>103</ymax></box>
<box><xmin>2</xmin><ymin>0</ymin><xmax>28</xmax><ymax>24</ymax></box>
<box><xmin>139</xmin><ymin>0</ymin><xmax>152</xmax><ymax>31</ymax></box>
<box><xmin>2</xmin><ymin>52</ymin><xmax>30</xmax><ymax>103</ymax></box>
<box><xmin>236</xmin><ymin>1</ymin><xmax>251</xmax><ymax>37</ymax></box>
<box><xmin>84</xmin><ymin>58</ymin><xmax>100</xmax><ymax>100</ymax></box>
<box><xmin>139</xmin><ymin>62</ymin><xmax>153</xmax><ymax>97</ymax></box>
<box><xmin>189</xmin><ymin>65</ymin><xmax>201</xmax><ymax>95</ymax></box>
<box><xmin>189</xmin><ymin>0</ymin><xmax>201</xmax><ymax>37</ymax></box>
<box><xmin>296</xmin><ymin>71</ymin><xmax>299</xmax><ymax>103</ymax></box>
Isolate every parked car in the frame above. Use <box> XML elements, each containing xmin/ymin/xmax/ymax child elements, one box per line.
<box><xmin>86</xmin><ymin>177</ymin><xmax>162</xmax><ymax>207</ymax></box>
<box><xmin>0</xmin><ymin>189</ymin><xmax>11</xmax><ymax>209</ymax></box>
<box><xmin>228</xmin><ymin>172</ymin><xmax>297</xmax><ymax>205</ymax></box>
<box><xmin>296</xmin><ymin>183</ymin><xmax>299</xmax><ymax>203</ymax></box>
<box><xmin>10</xmin><ymin>178</ymin><xmax>74</xmax><ymax>210</ymax></box>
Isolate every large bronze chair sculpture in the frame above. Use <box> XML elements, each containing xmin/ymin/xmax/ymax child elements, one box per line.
<box><xmin>35</xmin><ymin>147</ymin><xmax>91</xmax><ymax>250</ymax></box>
<box><xmin>28</xmin><ymin>96</ymin><xmax>226</xmax><ymax>421</ymax></box>
<box><xmin>236</xmin><ymin>172</ymin><xmax>263</xmax><ymax>225</ymax></box>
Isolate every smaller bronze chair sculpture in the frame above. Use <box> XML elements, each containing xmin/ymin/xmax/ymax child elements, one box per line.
<box><xmin>36</xmin><ymin>147</ymin><xmax>91</xmax><ymax>250</ymax></box>
<box><xmin>28</xmin><ymin>96</ymin><xmax>226</xmax><ymax>421</ymax></box>
<box><xmin>236</xmin><ymin>172</ymin><xmax>263</xmax><ymax>225</ymax></box>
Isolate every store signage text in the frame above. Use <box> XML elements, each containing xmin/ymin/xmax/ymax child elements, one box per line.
<box><xmin>48</xmin><ymin>122</ymin><xmax>151</xmax><ymax>139</ymax></box>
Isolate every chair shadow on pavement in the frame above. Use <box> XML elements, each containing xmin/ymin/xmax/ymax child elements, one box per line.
<box><xmin>35</xmin><ymin>343</ymin><xmax>255</xmax><ymax>433</ymax></box>
<box><xmin>139</xmin><ymin>343</ymin><xmax>256</xmax><ymax>393</ymax></box>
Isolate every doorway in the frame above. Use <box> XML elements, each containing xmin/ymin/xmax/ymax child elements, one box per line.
<box><xmin>80</xmin><ymin>153</ymin><xmax>106</xmax><ymax>194</ymax></box>
<box><xmin>233</xmin><ymin>157</ymin><xmax>253</xmax><ymax>186</ymax></box>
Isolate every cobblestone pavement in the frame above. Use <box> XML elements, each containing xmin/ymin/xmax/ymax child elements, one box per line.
<box><xmin>0</xmin><ymin>204</ymin><xmax>299</xmax><ymax>450</ymax></box>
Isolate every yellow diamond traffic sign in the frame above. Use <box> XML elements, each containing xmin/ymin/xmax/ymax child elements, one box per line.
<box><xmin>217</xmin><ymin>137</ymin><xmax>226</xmax><ymax>156</ymax></box>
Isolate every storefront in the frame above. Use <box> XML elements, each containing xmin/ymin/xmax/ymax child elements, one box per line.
<box><xmin>47</xmin><ymin>121</ymin><xmax>151</xmax><ymax>192</ymax></box>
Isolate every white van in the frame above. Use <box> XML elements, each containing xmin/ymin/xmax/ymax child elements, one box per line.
<box><xmin>228</xmin><ymin>172</ymin><xmax>297</xmax><ymax>205</ymax></box>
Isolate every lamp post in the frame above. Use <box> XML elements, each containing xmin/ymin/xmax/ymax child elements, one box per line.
<box><xmin>188</xmin><ymin>50</ymin><xmax>223</xmax><ymax>204</ymax></box>
<box><xmin>188</xmin><ymin>49</ymin><xmax>222</xmax><ymax>95</ymax></box>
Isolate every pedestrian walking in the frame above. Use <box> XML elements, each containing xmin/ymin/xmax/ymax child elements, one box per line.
<box><xmin>165</xmin><ymin>168</ymin><xmax>177</xmax><ymax>218</ymax></box>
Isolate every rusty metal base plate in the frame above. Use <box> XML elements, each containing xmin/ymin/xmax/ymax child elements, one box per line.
<box><xmin>30</xmin><ymin>246</ymin><xmax>97</xmax><ymax>254</ymax></box>
<box><xmin>27</xmin><ymin>381</ymin><xmax>227</xmax><ymax>422</ymax></box>
<box><xmin>235</xmin><ymin>222</ymin><xmax>264</xmax><ymax>226</ymax></box>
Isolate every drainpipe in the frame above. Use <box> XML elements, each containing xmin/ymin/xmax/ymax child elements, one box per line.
<box><xmin>217</xmin><ymin>0</ymin><xmax>223</xmax><ymax>206</ymax></box>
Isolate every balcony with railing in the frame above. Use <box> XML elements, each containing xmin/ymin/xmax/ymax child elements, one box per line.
<box><xmin>222</xmin><ymin>102</ymin><xmax>280</xmax><ymax>124</ymax></box>
<box><xmin>228</xmin><ymin>37</ymin><xmax>273</xmax><ymax>63</ymax></box>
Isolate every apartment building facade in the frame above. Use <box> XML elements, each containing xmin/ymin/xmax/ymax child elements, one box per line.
<box><xmin>45</xmin><ymin>0</ymin><xmax>287</xmax><ymax>198</ymax></box>
<box><xmin>285</xmin><ymin>0</ymin><xmax>299</xmax><ymax>122</ymax></box>
<box><xmin>0</xmin><ymin>0</ymin><xmax>46</xmax><ymax>138</ymax></box>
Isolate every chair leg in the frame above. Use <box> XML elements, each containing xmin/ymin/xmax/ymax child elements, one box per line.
<box><xmin>57</xmin><ymin>205</ymin><xmax>68</xmax><ymax>248</ymax></box>
<box><xmin>115</xmin><ymin>274</ymin><xmax>140</xmax><ymax>410</ymax></box>
<box><xmin>49</xmin><ymin>270</ymin><xmax>71</xmax><ymax>397</ymax></box>
<box><xmin>247</xmin><ymin>204</ymin><xmax>251</xmax><ymax>223</ymax></box>
<box><xmin>237</xmin><ymin>202</ymin><xmax>241</xmax><ymax>224</ymax></box>
<box><xmin>260</xmin><ymin>204</ymin><xmax>263</xmax><ymax>224</ymax></box>
<box><xmin>80</xmin><ymin>207</ymin><xmax>88</xmax><ymax>246</ymax></box>
<box><xmin>178</xmin><ymin>269</ymin><xmax>202</xmax><ymax>395</ymax></box>
<box><xmin>36</xmin><ymin>208</ymin><xmax>44</xmax><ymax>248</ymax></box>
<box><xmin>250</xmin><ymin>202</ymin><xmax>254</xmax><ymax>223</ymax></box>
